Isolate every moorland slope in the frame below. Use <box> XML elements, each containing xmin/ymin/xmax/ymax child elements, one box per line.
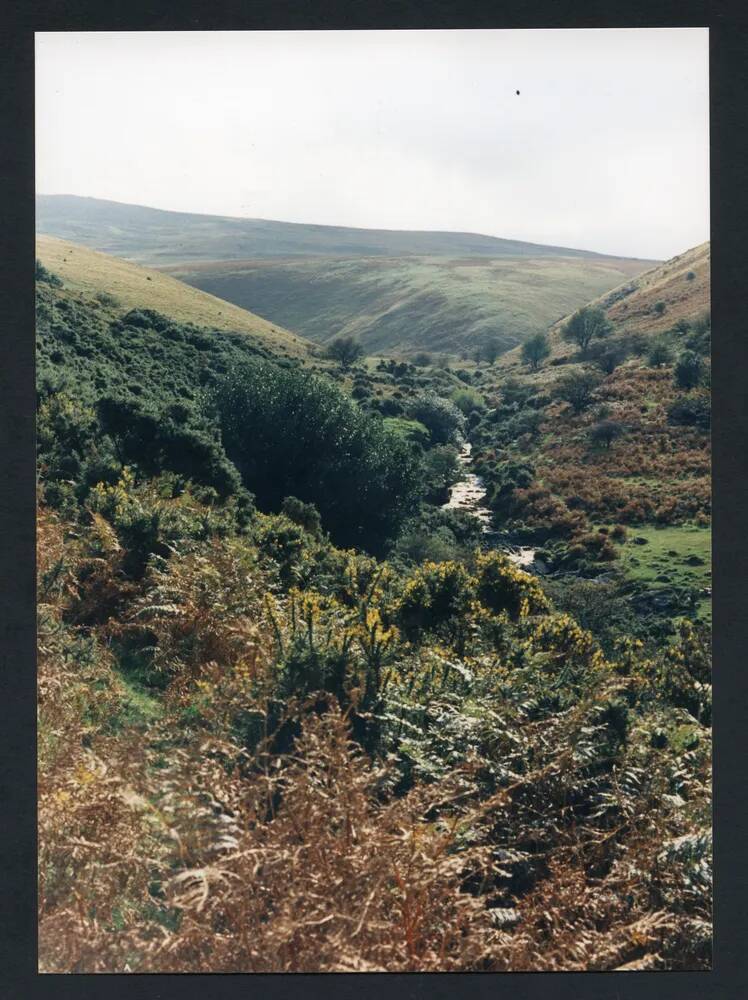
<box><xmin>36</xmin><ymin>235</ymin><xmax>308</xmax><ymax>357</ymax></box>
<box><xmin>37</xmin><ymin>195</ymin><xmax>656</xmax><ymax>358</ymax></box>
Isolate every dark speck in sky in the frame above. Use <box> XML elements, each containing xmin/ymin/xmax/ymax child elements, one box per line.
<box><xmin>516</xmin><ymin>90</ymin><xmax>520</xmax><ymax>95</ymax></box>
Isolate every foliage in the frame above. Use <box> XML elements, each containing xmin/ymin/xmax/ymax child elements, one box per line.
<box><xmin>213</xmin><ymin>362</ymin><xmax>421</xmax><ymax>552</ymax></box>
<box><xmin>667</xmin><ymin>394</ymin><xmax>710</xmax><ymax>431</ymax></box>
<box><xmin>647</xmin><ymin>340</ymin><xmax>674</xmax><ymax>368</ymax></box>
<box><xmin>588</xmin><ymin>419</ymin><xmax>624</xmax><ymax>450</ymax></box>
<box><xmin>36</xmin><ymin>266</ymin><xmax>711</xmax><ymax>973</ymax></box>
<box><xmin>674</xmin><ymin>351</ymin><xmax>704</xmax><ymax>391</ymax></box>
<box><xmin>521</xmin><ymin>331</ymin><xmax>551</xmax><ymax>370</ymax></box>
<box><xmin>561</xmin><ymin>306</ymin><xmax>611</xmax><ymax>354</ymax></box>
<box><xmin>405</xmin><ymin>391</ymin><xmax>466</xmax><ymax>445</ymax></box>
<box><xmin>325</xmin><ymin>335</ymin><xmax>364</xmax><ymax>368</ymax></box>
<box><xmin>554</xmin><ymin>369</ymin><xmax>602</xmax><ymax>413</ymax></box>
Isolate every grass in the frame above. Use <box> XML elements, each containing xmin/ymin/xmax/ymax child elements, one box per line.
<box><xmin>619</xmin><ymin>523</ymin><xmax>712</xmax><ymax>618</ymax></box>
<box><xmin>36</xmin><ymin>235</ymin><xmax>309</xmax><ymax>357</ymax></box>
<box><xmin>161</xmin><ymin>254</ymin><xmax>652</xmax><ymax>357</ymax></box>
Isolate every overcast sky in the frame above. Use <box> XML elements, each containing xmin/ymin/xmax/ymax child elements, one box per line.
<box><xmin>36</xmin><ymin>29</ymin><xmax>709</xmax><ymax>259</ymax></box>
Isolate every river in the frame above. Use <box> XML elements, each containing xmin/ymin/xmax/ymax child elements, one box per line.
<box><xmin>442</xmin><ymin>442</ymin><xmax>536</xmax><ymax>568</ymax></box>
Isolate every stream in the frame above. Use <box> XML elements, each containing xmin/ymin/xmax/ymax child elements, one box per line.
<box><xmin>442</xmin><ymin>442</ymin><xmax>537</xmax><ymax>569</ymax></box>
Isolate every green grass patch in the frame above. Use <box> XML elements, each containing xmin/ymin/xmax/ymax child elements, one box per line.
<box><xmin>620</xmin><ymin>523</ymin><xmax>711</xmax><ymax>619</ymax></box>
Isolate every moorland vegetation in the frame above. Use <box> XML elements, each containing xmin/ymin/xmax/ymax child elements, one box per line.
<box><xmin>37</xmin><ymin>246</ymin><xmax>711</xmax><ymax>973</ymax></box>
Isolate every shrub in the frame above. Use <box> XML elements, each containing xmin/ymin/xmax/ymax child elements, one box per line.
<box><xmin>36</xmin><ymin>259</ymin><xmax>62</xmax><ymax>287</ymax></box>
<box><xmin>674</xmin><ymin>351</ymin><xmax>704</xmax><ymax>391</ymax></box>
<box><xmin>451</xmin><ymin>387</ymin><xmax>485</xmax><ymax>416</ymax></box>
<box><xmin>395</xmin><ymin>561</ymin><xmax>474</xmax><ymax>642</ymax></box>
<box><xmin>281</xmin><ymin>496</ymin><xmax>323</xmax><ymax>537</ymax></box>
<box><xmin>647</xmin><ymin>340</ymin><xmax>674</xmax><ymax>368</ymax></box>
<box><xmin>554</xmin><ymin>370</ymin><xmax>602</xmax><ymax>413</ymax></box>
<box><xmin>667</xmin><ymin>394</ymin><xmax>710</xmax><ymax>430</ymax></box>
<box><xmin>473</xmin><ymin>551</ymin><xmax>549</xmax><ymax>620</ymax></box>
<box><xmin>405</xmin><ymin>391</ymin><xmax>465</xmax><ymax>446</ymax></box>
<box><xmin>588</xmin><ymin>420</ymin><xmax>624</xmax><ymax>450</ymax></box>
<box><xmin>213</xmin><ymin>362</ymin><xmax>421</xmax><ymax>552</ymax></box>
<box><xmin>588</xmin><ymin>340</ymin><xmax>628</xmax><ymax>374</ymax></box>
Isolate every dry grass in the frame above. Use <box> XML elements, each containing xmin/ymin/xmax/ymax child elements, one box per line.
<box><xmin>36</xmin><ymin>235</ymin><xmax>308</xmax><ymax>356</ymax></box>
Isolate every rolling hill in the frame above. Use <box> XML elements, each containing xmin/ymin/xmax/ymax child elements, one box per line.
<box><xmin>37</xmin><ymin>194</ymin><xmax>653</xmax><ymax>264</ymax></box>
<box><xmin>35</xmin><ymin>235</ymin><xmax>308</xmax><ymax>357</ymax></box>
<box><xmin>37</xmin><ymin>195</ymin><xmax>656</xmax><ymax>358</ymax></box>
<box><xmin>161</xmin><ymin>254</ymin><xmax>653</xmax><ymax>357</ymax></box>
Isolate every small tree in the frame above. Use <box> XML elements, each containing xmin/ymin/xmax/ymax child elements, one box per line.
<box><xmin>674</xmin><ymin>350</ymin><xmax>704</xmax><ymax>390</ymax></box>
<box><xmin>647</xmin><ymin>340</ymin><xmax>674</xmax><ymax>368</ymax></box>
<box><xmin>561</xmin><ymin>306</ymin><xmax>611</xmax><ymax>355</ymax></box>
<box><xmin>588</xmin><ymin>340</ymin><xmax>628</xmax><ymax>375</ymax></box>
<box><xmin>406</xmin><ymin>391</ymin><xmax>466</xmax><ymax>445</ymax></box>
<box><xmin>478</xmin><ymin>336</ymin><xmax>501</xmax><ymax>365</ymax></box>
<box><xmin>555</xmin><ymin>370</ymin><xmax>602</xmax><ymax>413</ymax></box>
<box><xmin>654</xmin><ymin>301</ymin><xmax>667</xmax><ymax>316</ymax></box>
<box><xmin>521</xmin><ymin>332</ymin><xmax>551</xmax><ymax>371</ymax></box>
<box><xmin>589</xmin><ymin>420</ymin><xmax>624</xmax><ymax>449</ymax></box>
<box><xmin>325</xmin><ymin>336</ymin><xmax>364</xmax><ymax>369</ymax></box>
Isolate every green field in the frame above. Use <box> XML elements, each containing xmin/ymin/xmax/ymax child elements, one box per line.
<box><xmin>620</xmin><ymin>523</ymin><xmax>712</xmax><ymax>618</ymax></box>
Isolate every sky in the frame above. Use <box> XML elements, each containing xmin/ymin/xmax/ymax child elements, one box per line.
<box><xmin>36</xmin><ymin>29</ymin><xmax>709</xmax><ymax>260</ymax></box>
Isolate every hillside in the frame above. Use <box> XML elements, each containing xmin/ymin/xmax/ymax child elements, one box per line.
<box><xmin>37</xmin><ymin>195</ymin><xmax>656</xmax><ymax>358</ymax></box>
<box><xmin>36</xmin><ymin>235</ymin><xmax>308</xmax><ymax>357</ymax></box>
<box><xmin>461</xmin><ymin>241</ymin><xmax>711</xmax><ymax>625</ymax></box>
<box><xmin>37</xmin><ymin>194</ymin><xmax>654</xmax><ymax>263</ymax></box>
<box><xmin>162</xmin><ymin>253</ymin><xmax>652</xmax><ymax>357</ymax></box>
<box><xmin>497</xmin><ymin>241</ymin><xmax>710</xmax><ymax>373</ymax></box>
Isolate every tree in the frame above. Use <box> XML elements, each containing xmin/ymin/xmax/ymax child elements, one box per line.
<box><xmin>405</xmin><ymin>391</ymin><xmax>466</xmax><ymax>445</ymax></box>
<box><xmin>477</xmin><ymin>336</ymin><xmax>501</xmax><ymax>365</ymax></box>
<box><xmin>561</xmin><ymin>306</ymin><xmax>611</xmax><ymax>355</ymax></box>
<box><xmin>521</xmin><ymin>332</ymin><xmax>551</xmax><ymax>371</ymax></box>
<box><xmin>589</xmin><ymin>420</ymin><xmax>624</xmax><ymax>449</ymax></box>
<box><xmin>555</xmin><ymin>370</ymin><xmax>602</xmax><ymax>413</ymax></box>
<box><xmin>588</xmin><ymin>340</ymin><xmax>628</xmax><ymax>375</ymax></box>
<box><xmin>213</xmin><ymin>361</ymin><xmax>421</xmax><ymax>552</ymax></box>
<box><xmin>324</xmin><ymin>336</ymin><xmax>364</xmax><ymax>369</ymax></box>
<box><xmin>674</xmin><ymin>350</ymin><xmax>704</xmax><ymax>390</ymax></box>
<box><xmin>646</xmin><ymin>340</ymin><xmax>674</xmax><ymax>368</ymax></box>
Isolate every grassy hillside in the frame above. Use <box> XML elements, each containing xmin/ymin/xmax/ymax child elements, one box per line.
<box><xmin>36</xmin><ymin>235</ymin><xmax>308</xmax><ymax>357</ymax></box>
<box><xmin>37</xmin><ymin>196</ymin><xmax>656</xmax><ymax>358</ymax></box>
<box><xmin>162</xmin><ymin>253</ymin><xmax>653</xmax><ymax>357</ymax></box>
<box><xmin>497</xmin><ymin>241</ymin><xmax>710</xmax><ymax>372</ymax></box>
<box><xmin>37</xmin><ymin>194</ymin><xmax>656</xmax><ymax>264</ymax></box>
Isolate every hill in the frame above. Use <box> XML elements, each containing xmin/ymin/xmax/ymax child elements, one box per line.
<box><xmin>37</xmin><ymin>195</ymin><xmax>656</xmax><ymax>358</ymax></box>
<box><xmin>37</xmin><ymin>193</ymin><xmax>655</xmax><ymax>264</ymax></box>
<box><xmin>36</xmin><ymin>235</ymin><xmax>308</xmax><ymax>357</ymax></box>
<box><xmin>162</xmin><ymin>253</ymin><xmax>653</xmax><ymax>357</ymax></box>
